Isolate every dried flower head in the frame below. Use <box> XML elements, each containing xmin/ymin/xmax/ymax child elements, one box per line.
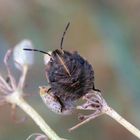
<box><xmin>0</xmin><ymin>40</ymin><xmax>34</xmax><ymax>121</ymax></box>
<box><xmin>69</xmin><ymin>90</ymin><xmax>107</xmax><ymax>131</ymax></box>
<box><xmin>13</xmin><ymin>40</ymin><xmax>34</xmax><ymax>70</ymax></box>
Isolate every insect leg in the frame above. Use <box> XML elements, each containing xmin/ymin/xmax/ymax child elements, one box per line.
<box><xmin>93</xmin><ymin>84</ymin><xmax>101</xmax><ymax>92</ymax></box>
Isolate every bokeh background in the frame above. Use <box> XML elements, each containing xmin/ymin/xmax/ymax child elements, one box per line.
<box><xmin>0</xmin><ymin>0</ymin><xmax>140</xmax><ymax>140</ymax></box>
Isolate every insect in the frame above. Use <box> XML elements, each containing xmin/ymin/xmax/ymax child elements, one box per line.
<box><xmin>24</xmin><ymin>22</ymin><xmax>99</xmax><ymax>115</ymax></box>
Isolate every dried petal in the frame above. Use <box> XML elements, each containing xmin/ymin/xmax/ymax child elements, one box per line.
<box><xmin>13</xmin><ymin>40</ymin><xmax>34</xmax><ymax>70</ymax></box>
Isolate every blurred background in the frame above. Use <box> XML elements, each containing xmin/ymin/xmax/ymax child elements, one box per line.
<box><xmin>0</xmin><ymin>0</ymin><xmax>140</xmax><ymax>140</ymax></box>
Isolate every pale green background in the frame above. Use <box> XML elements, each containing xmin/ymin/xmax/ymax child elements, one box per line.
<box><xmin>0</xmin><ymin>0</ymin><xmax>140</xmax><ymax>140</ymax></box>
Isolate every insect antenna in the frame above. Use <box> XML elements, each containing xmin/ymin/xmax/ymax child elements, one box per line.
<box><xmin>23</xmin><ymin>48</ymin><xmax>51</xmax><ymax>56</ymax></box>
<box><xmin>60</xmin><ymin>22</ymin><xmax>70</xmax><ymax>50</ymax></box>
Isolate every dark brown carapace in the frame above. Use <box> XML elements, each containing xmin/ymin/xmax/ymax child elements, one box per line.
<box><xmin>46</xmin><ymin>49</ymin><xmax>95</xmax><ymax>103</ymax></box>
<box><xmin>24</xmin><ymin>22</ymin><xmax>99</xmax><ymax>113</ymax></box>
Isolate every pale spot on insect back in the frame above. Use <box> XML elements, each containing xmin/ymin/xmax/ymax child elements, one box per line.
<box><xmin>39</xmin><ymin>86</ymin><xmax>49</xmax><ymax>96</ymax></box>
<box><xmin>44</xmin><ymin>51</ymin><xmax>52</xmax><ymax>65</ymax></box>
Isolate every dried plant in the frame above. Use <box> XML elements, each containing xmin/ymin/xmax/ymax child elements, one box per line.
<box><xmin>69</xmin><ymin>90</ymin><xmax>140</xmax><ymax>139</ymax></box>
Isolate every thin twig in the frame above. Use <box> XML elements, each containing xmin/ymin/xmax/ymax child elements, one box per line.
<box><xmin>0</xmin><ymin>74</ymin><xmax>12</xmax><ymax>91</ymax></box>
<box><xmin>0</xmin><ymin>82</ymin><xmax>10</xmax><ymax>94</ymax></box>
<box><xmin>4</xmin><ymin>49</ymin><xmax>17</xmax><ymax>89</ymax></box>
<box><xmin>6</xmin><ymin>91</ymin><xmax>66</xmax><ymax>140</ymax></box>
<box><xmin>18</xmin><ymin>65</ymin><xmax>28</xmax><ymax>89</ymax></box>
<box><xmin>104</xmin><ymin>106</ymin><xmax>140</xmax><ymax>139</ymax></box>
<box><xmin>0</xmin><ymin>87</ymin><xmax>9</xmax><ymax>94</ymax></box>
<box><xmin>69</xmin><ymin>110</ymin><xmax>102</xmax><ymax>132</ymax></box>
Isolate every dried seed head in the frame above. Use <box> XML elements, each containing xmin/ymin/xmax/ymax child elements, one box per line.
<box><xmin>13</xmin><ymin>40</ymin><xmax>34</xmax><ymax>70</ymax></box>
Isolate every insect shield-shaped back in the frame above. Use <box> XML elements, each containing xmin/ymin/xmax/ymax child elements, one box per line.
<box><xmin>46</xmin><ymin>49</ymin><xmax>95</xmax><ymax>102</ymax></box>
<box><xmin>23</xmin><ymin>23</ymin><xmax>96</xmax><ymax>114</ymax></box>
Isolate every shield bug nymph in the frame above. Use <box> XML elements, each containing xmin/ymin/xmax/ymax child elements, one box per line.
<box><xmin>24</xmin><ymin>22</ymin><xmax>99</xmax><ymax>115</ymax></box>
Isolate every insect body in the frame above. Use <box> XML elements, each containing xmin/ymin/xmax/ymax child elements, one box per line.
<box><xmin>24</xmin><ymin>23</ymin><xmax>99</xmax><ymax>114</ymax></box>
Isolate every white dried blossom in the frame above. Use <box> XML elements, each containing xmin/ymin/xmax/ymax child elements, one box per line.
<box><xmin>13</xmin><ymin>40</ymin><xmax>34</xmax><ymax>70</ymax></box>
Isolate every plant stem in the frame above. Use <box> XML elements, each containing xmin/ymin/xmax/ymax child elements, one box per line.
<box><xmin>18</xmin><ymin>65</ymin><xmax>28</xmax><ymax>89</ymax></box>
<box><xmin>6</xmin><ymin>90</ymin><xmax>66</xmax><ymax>140</ymax></box>
<box><xmin>104</xmin><ymin>106</ymin><xmax>140</xmax><ymax>139</ymax></box>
